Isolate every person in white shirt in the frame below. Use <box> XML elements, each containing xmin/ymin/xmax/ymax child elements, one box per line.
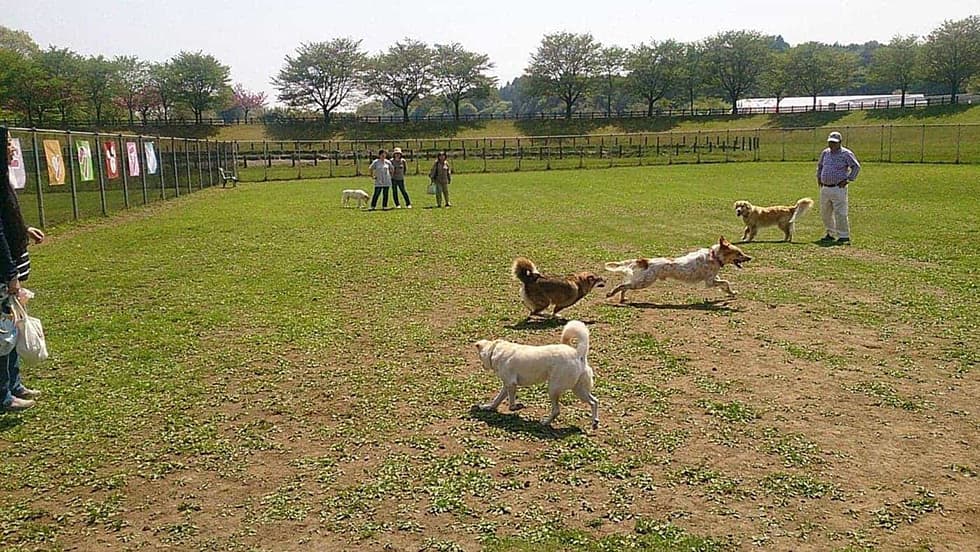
<box><xmin>368</xmin><ymin>149</ymin><xmax>393</xmax><ymax>210</ymax></box>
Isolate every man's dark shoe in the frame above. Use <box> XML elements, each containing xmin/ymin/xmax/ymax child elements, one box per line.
<box><xmin>818</xmin><ymin>234</ymin><xmax>835</xmax><ymax>244</ymax></box>
<box><xmin>836</xmin><ymin>237</ymin><xmax>851</xmax><ymax>245</ymax></box>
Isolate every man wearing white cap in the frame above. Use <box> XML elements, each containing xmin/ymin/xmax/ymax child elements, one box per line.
<box><xmin>816</xmin><ymin>131</ymin><xmax>860</xmax><ymax>245</ymax></box>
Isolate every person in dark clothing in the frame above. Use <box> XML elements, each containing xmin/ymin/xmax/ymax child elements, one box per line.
<box><xmin>1</xmin><ymin>129</ymin><xmax>45</xmax><ymax>412</ymax></box>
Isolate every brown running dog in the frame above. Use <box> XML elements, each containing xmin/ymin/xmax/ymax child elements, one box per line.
<box><xmin>512</xmin><ymin>258</ymin><xmax>605</xmax><ymax>318</ymax></box>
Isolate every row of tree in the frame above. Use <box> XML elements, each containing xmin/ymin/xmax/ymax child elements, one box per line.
<box><xmin>1</xmin><ymin>16</ymin><xmax>978</xmax><ymax>126</ymax></box>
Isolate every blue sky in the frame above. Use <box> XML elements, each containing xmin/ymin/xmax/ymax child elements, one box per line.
<box><xmin>5</xmin><ymin>0</ymin><xmax>977</xmax><ymax>105</ymax></box>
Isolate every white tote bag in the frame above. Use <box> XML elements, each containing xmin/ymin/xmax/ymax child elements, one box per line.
<box><xmin>10</xmin><ymin>296</ymin><xmax>47</xmax><ymax>365</ymax></box>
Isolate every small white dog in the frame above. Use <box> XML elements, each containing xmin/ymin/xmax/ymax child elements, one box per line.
<box><xmin>475</xmin><ymin>320</ymin><xmax>598</xmax><ymax>430</ymax></box>
<box><xmin>342</xmin><ymin>189</ymin><xmax>370</xmax><ymax>208</ymax></box>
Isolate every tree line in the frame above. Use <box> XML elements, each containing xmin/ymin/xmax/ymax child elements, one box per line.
<box><xmin>0</xmin><ymin>16</ymin><xmax>978</xmax><ymax>127</ymax></box>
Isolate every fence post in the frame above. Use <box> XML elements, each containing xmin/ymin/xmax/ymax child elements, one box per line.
<box><xmin>354</xmin><ymin>149</ymin><xmax>359</xmax><ymax>176</ymax></box>
<box><xmin>94</xmin><ymin>131</ymin><xmax>108</xmax><ymax>215</ymax></box>
<box><xmin>66</xmin><ymin>131</ymin><xmax>80</xmax><ymax>220</ymax></box>
<box><xmin>888</xmin><ymin>126</ymin><xmax>893</xmax><ymax>162</ymax></box>
<box><xmin>955</xmin><ymin>124</ymin><xmax>961</xmax><ymax>164</ymax></box>
<box><xmin>157</xmin><ymin>135</ymin><xmax>165</xmax><ymax>200</ymax></box>
<box><xmin>482</xmin><ymin>147</ymin><xmax>487</xmax><ymax>172</ymax></box>
<box><xmin>296</xmin><ymin>141</ymin><xmax>302</xmax><ymax>179</ymax></box>
<box><xmin>117</xmin><ymin>134</ymin><xmax>130</xmax><ymax>208</ymax></box>
<box><xmin>919</xmin><ymin>124</ymin><xmax>925</xmax><ymax>163</ymax></box>
<box><xmin>879</xmin><ymin>125</ymin><xmax>885</xmax><ymax>162</ymax></box>
<box><xmin>171</xmin><ymin>137</ymin><xmax>180</xmax><ymax>197</ymax></box>
<box><xmin>30</xmin><ymin>130</ymin><xmax>46</xmax><ymax>227</ymax></box>
<box><xmin>233</xmin><ymin>141</ymin><xmax>240</xmax><ymax>178</ymax></box>
<box><xmin>138</xmin><ymin>136</ymin><xmax>149</xmax><ymax>203</ymax></box>
<box><xmin>724</xmin><ymin>130</ymin><xmax>730</xmax><ymax>163</ymax></box>
<box><xmin>196</xmin><ymin>140</ymin><xmax>204</xmax><ymax>189</ymax></box>
<box><xmin>184</xmin><ymin>138</ymin><xmax>192</xmax><ymax>193</ymax></box>
<box><xmin>205</xmin><ymin>139</ymin><xmax>213</xmax><ymax>187</ymax></box>
<box><xmin>696</xmin><ymin>130</ymin><xmax>701</xmax><ymax>164</ymax></box>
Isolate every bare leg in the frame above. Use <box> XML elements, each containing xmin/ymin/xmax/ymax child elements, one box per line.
<box><xmin>479</xmin><ymin>386</ymin><xmax>507</xmax><ymax>411</ymax></box>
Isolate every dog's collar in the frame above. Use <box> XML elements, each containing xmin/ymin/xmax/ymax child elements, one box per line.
<box><xmin>708</xmin><ymin>248</ymin><xmax>724</xmax><ymax>267</ymax></box>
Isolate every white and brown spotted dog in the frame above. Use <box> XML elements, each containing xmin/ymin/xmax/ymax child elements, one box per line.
<box><xmin>604</xmin><ymin>236</ymin><xmax>752</xmax><ymax>303</ymax></box>
<box><xmin>733</xmin><ymin>197</ymin><xmax>813</xmax><ymax>242</ymax></box>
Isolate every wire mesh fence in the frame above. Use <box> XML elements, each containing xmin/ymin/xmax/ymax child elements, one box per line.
<box><xmin>6</xmin><ymin>123</ymin><xmax>978</xmax><ymax>228</ymax></box>
<box><xmin>6</xmin><ymin>127</ymin><xmax>237</xmax><ymax>228</ymax></box>
<box><xmin>229</xmin><ymin>123</ymin><xmax>980</xmax><ymax>183</ymax></box>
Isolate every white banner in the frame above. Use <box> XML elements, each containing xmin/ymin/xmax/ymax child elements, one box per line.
<box><xmin>8</xmin><ymin>138</ymin><xmax>27</xmax><ymax>190</ymax></box>
<box><xmin>144</xmin><ymin>142</ymin><xmax>158</xmax><ymax>175</ymax></box>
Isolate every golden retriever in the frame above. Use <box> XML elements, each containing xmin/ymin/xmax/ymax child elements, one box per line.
<box><xmin>733</xmin><ymin>197</ymin><xmax>813</xmax><ymax>242</ymax></box>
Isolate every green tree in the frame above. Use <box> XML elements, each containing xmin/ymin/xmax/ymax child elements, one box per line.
<box><xmin>114</xmin><ymin>56</ymin><xmax>149</xmax><ymax>124</ymax></box>
<box><xmin>596</xmin><ymin>46</ymin><xmax>627</xmax><ymax>116</ymax></box>
<box><xmin>626</xmin><ymin>41</ymin><xmax>685</xmax><ymax>116</ymax></box>
<box><xmin>869</xmin><ymin>36</ymin><xmax>920</xmax><ymax>107</ymax></box>
<box><xmin>702</xmin><ymin>30</ymin><xmax>772</xmax><ymax>114</ymax></box>
<box><xmin>82</xmin><ymin>55</ymin><xmax>121</xmax><ymax>124</ymax></box>
<box><xmin>431</xmin><ymin>43</ymin><xmax>496</xmax><ymax>121</ymax></box>
<box><xmin>525</xmin><ymin>32</ymin><xmax>601</xmax><ymax>119</ymax></box>
<box><xmin>678</xmin><ymin>42</ymin><xmax>705</xmax><ymax>113</ymax></box>
<box><xmin>922</xmin><ymin>16</ymin><xmax>980</xmax><ymax>103</ymax></box>
<box><xmin>38</xmin><ymin>47</ymin><xmax>85</xmax><ymax>123</ymax></box>
<box><xmin>272</xmin><ymin>38</ymin><xmax>366</xmax><ymax>124</ymax></box>
<box><xmin>148</xmin><ymin>62</ymin><xmax>178</xmax><ymax>123</ymax></box>
<box><xmin>363</xmin><ymin>39</ymin><xmax>434</xmax><ymax>122</ymax></box>
<box><xmin>0</xmin><ymin>50</ymin><xmax>51</xmax><ymax>125</ymax></box>
<box><xmin>786</xmin><ymin>42</ymin><xmax>858</xmax><ymax>110</ymax></box>
<box><xmin>0</xmin><ymin>26</ymin><xmax>39</xmax><ymax>57</ymax></box>
<box><xmin>170</xmin><ymin>51</ymin><xmax>231</xmax><ymax>124</ymax></box>
<box><xmin>759</xmin><ymin>51</ymin><xmax>792</xmax><ymax>113</ymax></box>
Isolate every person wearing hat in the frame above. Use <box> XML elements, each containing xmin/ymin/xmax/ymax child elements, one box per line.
<box><xmin>816</xmin><ymin>131</ymin><xmax>860</xmax><ymax>245</ymax></box>
<box><xmin>428</xmin><ymin>151</ymin><xmax>452</xmax><ymax>208</ymax></box>
<box><xmin>390</xmin><ymin>147</ymin><xmax>411</xmax><ymax>208</ymax></box>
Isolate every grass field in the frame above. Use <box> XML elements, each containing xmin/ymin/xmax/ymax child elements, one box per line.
<box><xmin>3</xmin><ymin>163</ymin><xmax>979</xmax><ymax>551</ymax></box>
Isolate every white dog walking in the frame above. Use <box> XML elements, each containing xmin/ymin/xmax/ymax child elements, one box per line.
<box><xmin>475</xmin><ymin>320</ymin><xmax>598</xmax><ymax>430</ymax></box>
<box><xmin>342</xmin><ymin>189</ymin><xmax>370</xmax><ymax>208</ymax></box>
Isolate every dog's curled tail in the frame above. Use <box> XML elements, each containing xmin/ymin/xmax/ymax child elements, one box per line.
<box><xmin>561</xmin><ymin>320</ymin><xmax>590</xmax><ymax>359</ymax></box>
<box><xmin>511</xmin><ymin>257</ymin><xmax>540</xmax><ymax>284</ymax></box>
<box><xmin>604</xmin><ymin>260</ymin><xmax>633</xmax><ymax>274</ymax></box>
<box><xmin>790</xmin><ymin>197</ymin><xmax>814</xmax><ymax>223</ymax></box>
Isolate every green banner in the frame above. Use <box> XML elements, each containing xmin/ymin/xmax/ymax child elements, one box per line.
<box><xmin>76</xmin><ymin>140</ymin><xmax>94</xmax><ymax>182</ymax></box>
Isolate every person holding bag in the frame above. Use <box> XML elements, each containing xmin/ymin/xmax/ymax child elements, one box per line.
<box><xmin>1</xmin><ymin>129</ymin><xmax>45</xmax><ymax>412</ymax></box>
<box><xmin>428</xmin><ymin>151</ymin><xmax>452</xmax><ymax>208</ymax></box>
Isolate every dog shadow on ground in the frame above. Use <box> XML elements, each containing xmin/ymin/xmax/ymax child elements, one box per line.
<box><xmin>505</xmin><ymin>317</ymin><xmax>598</xmax><ymax>331</ymax></box>
<box><xmin>467</xmin><ymin>406</ymin><xmax>583</xmax><ymax>440</ymax></box>
<box><xmin>611</xmin><ymin>299</ymin><xmax>739</xmax><ymax>312</ymax></box>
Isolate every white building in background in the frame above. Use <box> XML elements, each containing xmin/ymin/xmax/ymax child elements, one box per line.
<box><xmin>737</xmin><ymin>94</ymin><xmax>927</xmax><ymax>112</ymax></box>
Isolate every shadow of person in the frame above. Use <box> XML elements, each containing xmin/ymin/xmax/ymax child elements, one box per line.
<box><xmin>467</xmin><ymin>406</ymin><xmax>584</xmax><ymax>440</ymax></box>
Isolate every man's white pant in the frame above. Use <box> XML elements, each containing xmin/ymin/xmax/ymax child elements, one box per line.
<box><xmin>820</xmin><ymin>186</ymin><xmax>850</xmax><ymax>239</ymax></box>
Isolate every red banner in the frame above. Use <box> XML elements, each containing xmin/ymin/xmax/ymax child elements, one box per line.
<box><xmin>103</xmin><ymin>140</ymin><xmax>120</xmax><ymax>179</ymax></box>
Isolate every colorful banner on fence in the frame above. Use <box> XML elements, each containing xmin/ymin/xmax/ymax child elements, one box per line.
<box><xmin>103</xmin><ymin>140</ymin><xmax>120</xmax><ymax>179</ymax></box>
<box><xmin>144</xmin><ymin>142</ymin><xmax>158</xmax><ymax>175</ymax></box>
<box><xmin>43</xmin><ymin>140</ymin><xmax>66</xmax><ymax>185</ymax></box>
<box><xmin>7</xmin><ymin>138</ymin><xmax>26</xmax><ymax>190</ymax></box>
<box><xmin>126</xmin><ymin>142</ymin><xmax>140</xmax><ymax>177</ymax></box>
<box><xmin>76</xmin><ymin>140</ymin><xmax>94</xmax><ymax>181</ymax></box>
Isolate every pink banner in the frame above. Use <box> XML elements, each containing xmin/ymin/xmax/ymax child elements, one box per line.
<box><xmin>126</xmin><ymin>142</ymin><xmax>140</xmax><ymax>177</ymax></box>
